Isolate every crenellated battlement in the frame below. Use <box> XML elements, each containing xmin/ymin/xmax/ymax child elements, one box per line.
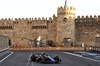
<box><xmin>0</xmin><ymin>17</ymin><xmax>53</xmax><ymax>28</ymax></box>
<box><xmin>76</xmin><ymin>15</ymin><xmax>100</xmax><ymax>19</ymax></box>
<box><xmin>75</xmin><ymin>15</ymin><xmax>100</xmax><ymax>22</ymax></box>
<box><xmin>0</xmin><ymin>17</ymin><xmax>52</xmax><ymax>22</ymax></box>
<box><xmin>0</xmin><ymin>18</ymin><xmax>13</xmax><ymax>21</ymax></box>
<box><xmin>57</xmin><ymin>6</ymin><xmax>76</xmax><ymax>11</ymax></box>
<box><xmin>57</xmin><ymin>6</ymin><xmax>76</xmax><ymax>19</ymax></box>
<box><xmin>57</xmin><ymin>6</ymin><xmax>76</xmax><ymax>15</ymax></box>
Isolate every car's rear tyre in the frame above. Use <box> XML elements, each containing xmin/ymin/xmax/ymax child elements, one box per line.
<box><xmin>54</xmin><ymin>56</ymin><xmax>61</xmax><ymax>63</ymax></box>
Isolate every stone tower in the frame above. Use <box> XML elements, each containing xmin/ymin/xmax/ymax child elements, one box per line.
<box><xmin>56</xmin><ymin>6</ymin><xmax>76</xmax><ymax>46</ymax></box>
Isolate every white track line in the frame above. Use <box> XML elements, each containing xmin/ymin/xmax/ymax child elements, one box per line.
<box><xmin>32</xmin><ymin>62</ymin><xmax>33</xmax><ymax>66</ymax></box>
<box><xmin>0</xmin><ymin>52</ymin><xmax>13</xmax><ymax>63</ymax></box>
<box><xmin>63</xmin><ymin>52</ymin><xmax>100</xmax><ymax>63</ymax></box>
<box><xmin>81</xmin><ymin>56</ymin><xmax>100</xmax><ymax>63</ymax></box>
<box><xmin>26</xmin><ymin>53</ymin><xmax>32</xmax><ymax>66</ymax></box>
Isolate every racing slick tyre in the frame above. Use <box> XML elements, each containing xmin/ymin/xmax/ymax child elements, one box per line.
<box><xmin>54</xmin><ymin>56</ymin><xmax>61</xmax><ymax>63</ymax></box>
<box><xmin>30</xmin><ymin>54</ymin><xmax>36</xmax><ymax>61</ymax></box>
<box><xmin>40</xmin><ymin>57</ymin><xmax>46</xmax><ymax>63</ymax></box>
<box><xmin>40</xmin><ymin>58</ymin><xmax>44</xmax><ymax>63</ymax></box>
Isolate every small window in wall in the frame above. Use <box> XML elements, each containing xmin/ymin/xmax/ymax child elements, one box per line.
<box><xmin>36</xmin><ymin>26</ymin><xmax>38</xmax><ymax>29</ymax></box>
<box><xmin>43</xmin><ymin>26</ymin><xmax>44</xmax><ymax>28</ymax></box>
<box><xmin>11</xmin><ymin>26</ymin><xmax>12</xmax><ymax>29</ymax></box>
<box><xmin>35</xmin><ymin>26</ymin><xmax>36</xmax><ymax>28</ymax></box>
<box><xmin>2</xmin><ymin>26</ymin><xmax>4</xmax><ymax>29</ymax></box>
<box><xmin>33</xmin><ymin>26</ymin><xmax>35</xmax><ymax>29</ymax></box>
<box><xmin>38</xmin><ymin>26</ymin><xmax>40</xmax><ymax>28</ymax></box>
<box><xmin>17</xmin><ymin>22</ymin><xmax>18</xmax><ymax>24</ymax></box>
<box><xmin>63</xmin><ymin>18</ymin><xmax>68</xmax><ymax>22</ymax></box>
<box><xmin>45</xmin><ymin>26</ymin><xmax>46</xmax><ymax>28</ymax></box>
<box><xmin>0</xmin><ymin>26</ymin><xmax>1</xmax><ymax>29</ymax></box>
<box><xmin>7</xmin><ymin>26</ymin><xmax>8</xmax><ymax>29</ymax></box>
<box><xmin>27</xmin><ymin>22</ymin><xmax>29</xmax><ymax>24</ymax></box>
<box><xmin>2</xmin><ymin>26</ymin><xmax>3</xmax><ymax>29</ymax></box>
<box><xmin>9</xmin><ymin>26</ymin><xmax>12</xmax><ymax>29</ymax></box>
<box><xmin>40</xmin><ymin>26</ymin><xmax>42</xmax><ymax>28</ymax></box>
<box><xmin>5</xmin><ymin>26</ymin><xmax>7</xmax><ymax>29</ymax></box>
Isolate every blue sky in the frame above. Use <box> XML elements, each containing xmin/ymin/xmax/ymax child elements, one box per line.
<box><xmin>0</xmin><ymin>0</ymin><xmax>100</xmax><ymax>19</ymax></box>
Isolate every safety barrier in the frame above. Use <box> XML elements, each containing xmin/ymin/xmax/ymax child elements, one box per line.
<box><xmin>9</xmin><ymin>47</ymin><xmax>89</xmax><ymax>51</ymax></box>
<box><xmin>0</xmin><ymin>35</ymin><xmax>9</xmax><ymax>51</ymax></box>
<box><xmin>89</xmin><ymin>46</ymin><xmax>100</xmax><ymax>52</ymax></box>
<box><xmin>0</xmin><ymin>48</ymin><xmax>9</xmax><ymax>53</ymax></box>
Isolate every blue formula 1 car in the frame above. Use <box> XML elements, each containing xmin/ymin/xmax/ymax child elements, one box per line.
<box><xmin>30</xmin><ymin>52</ymin><xmax>61</xmax><ymax>63</ymax></box>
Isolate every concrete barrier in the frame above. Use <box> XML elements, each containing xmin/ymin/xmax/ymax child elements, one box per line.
<box><xmin>9</xmin><ymin>47</ymin><xmax>89</xmax><ymax>51</ymax></box>
<box><xmin>0</xmin><ymin>48</ymin><xmax>9</xmax><ymax>53</ymax></box>
<box><xmin>89</xmin><ymin>46</ymin><xmax>100</xmax><ymax>52</ymax></box>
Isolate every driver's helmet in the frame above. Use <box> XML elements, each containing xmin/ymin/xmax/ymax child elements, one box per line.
<box><xmin>41</xmin><ymin>52</ymin><xmax>45</xmax><ymax>55</ymax></box>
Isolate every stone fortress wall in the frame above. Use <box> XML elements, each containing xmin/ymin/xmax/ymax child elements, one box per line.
<box><xmin>0</xmin><ymin>5</ymin><xmax>100</xmax><ymax>47</ymax></box>
<box><xmin>75</xmin><ymin>15</ymin><xmax>100</xmax><ymax>46</ymax></box>
<box><xmin>0</xmin><ymin>17</ymin><xmax>57</xmax><ymax>47</ymax></box>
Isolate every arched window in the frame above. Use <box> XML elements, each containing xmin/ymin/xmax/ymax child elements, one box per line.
<box><xmin>36</xmin><ymin>26</ymin><xmax>38</xmax><ymax>29</ymax></box>
<box><xmin>63</xmin><ymin>18</ymin><xmax>68</xmax><ymax>22</ymax></box>
<box><xmin>17</xmin><ymin>22</ymin><xmax>18</xmax><ymax>24</ymax></box>
<box><xmin>27</xmin><ymin>22</ymin><xmax>29</xmax><ymax>24</ymax></box>
<box><xmin>43</xmin><ymin>26</ymin><xmax>44</xmax><ymax>28</ymax></box>
<box><xmin>45</xmin><ymin>26</ymin><xmax>46</xmax><ymax>28</ymax></box>
<box><xmin>40</xmin><ymin>26</ymin><xmax>42</xmax><ymax>28</ymax></box>
<box><xmin>2</xmin><ymin>26</ymin><xmax>4</xmax><ymax>29</ymax></box>
<box><xmin>7</xmin><ymin>26</ymin><xmax>8</xmax><ymax>29</ymax></box>
<box><xmin>32</xmin><ymin>26</ymin><xmax>34</xmax><ymax>29</ymax></box>
<box><xmin>5</xmin><ymin>26</ymin><xmax>7</xmax><ymax>29</ymax></box>
<box><xmin>38</xmin><ymin>26</ymin><xmax>40</xmax><ymax>28</ymax></box>
<box><xmin>8</xmin><ymin>26</ymin><xmax>10</xmax><ymax>29</ymax></box>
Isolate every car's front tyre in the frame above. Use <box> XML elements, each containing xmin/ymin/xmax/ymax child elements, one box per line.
<box><xmin>30</xmin><ymin>54</ymin><xmax>36</xmax><ymax>61</ymax></box>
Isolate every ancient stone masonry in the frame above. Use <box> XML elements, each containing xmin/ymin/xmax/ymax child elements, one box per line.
<box><xmin>56</xmin><ymin>6</ymin><xmax>76</xmax><ymax>46</ymax></box>
<box><xmin>0</xmin><ymin>17</ymin><xmax>57</xmax><ymax>47</ymax></box>
<box><xmin>0</xmin><ymin>5</ymin><xmax>100</xmax><ymax>47</ymax></box>
<box><xmin>0</xmin><ymin>5</ymin><xmax>77</xmax><ymax>47</ymax></box>
<box><xmin>75</xmin><ymin>15</ymin><xmax>100</xmax><ymax>46</ymax></box>
<box><xmin>0</xmin><ymin>18</ymin><xmax>13</xmax><ymax>29</ymax></box>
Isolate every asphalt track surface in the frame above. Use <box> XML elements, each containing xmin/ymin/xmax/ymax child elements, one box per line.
<box><xmin>0</xmin><ymin>51</ymin><xmax>100</xmax><ymax>66</ymax></box>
